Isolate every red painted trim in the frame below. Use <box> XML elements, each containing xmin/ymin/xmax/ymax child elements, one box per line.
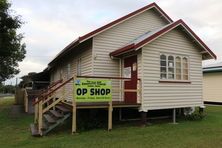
<box><xmin>49</xmin><ymin>3</ymin><xmax>173</xmax><ymax>65</ymax></box>
<box><xmin>79</xmin><ymin>3</ymin><xmax>173</xmax><ymax>42</ymax></box>
<box><xmin>111</xmin><ymin>19</ymin><xmax>217</xmax><ymax>59</ymax></box>
<box><xmin>77</xmin><ymin>75</ymin><xmax>141</xmax><ymax>81</ymax></box>
<box><xmin>180</xmin><ymin>21</ymin><xmax>217</xmax><ymax>59</ymax></box>
<box><xmin>159</xmin><ymin>80</ymin><xmax>191</xmax><ymax>84</ymax></box>
<box><xmin>110</xmin><ymin>43</ymin><xmax>135</xmax><ymax>57</ymax></box>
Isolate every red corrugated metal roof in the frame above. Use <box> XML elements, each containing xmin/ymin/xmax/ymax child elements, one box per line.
<box><xmin>49</xmin><ymin>2</ymin><xmax>173</xmax><ymax>66</ymax></box>
<box><xmin>110</xmin><ymin>19</ymin><xmax>217</xmax><ymax>60</ymax></box>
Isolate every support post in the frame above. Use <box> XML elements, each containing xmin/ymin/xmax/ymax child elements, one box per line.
<box><xmin>172</xmin><ymin>108</ymin><xmax>177</xmax><ymax>124</ymax></box>
<box><xmin>72</xmin><ymin>75</ymin><xmax>77</xmax><ymax>134</ymax></box>
<box><xmin>119</xmin><ymin>108</ymin><xmax>122</xmax><ymax>121</ymax></box>
<box><xmin>108</xmin><ymin>101</ymin><xmax>112</xmax><ymax>131</ymax></box>
<box><xmin>34</xmin><ymin>98</ymin><xmax>38</xmax><ymax>123</ymax></box>
<box><xmin>140</xmin><ymin>111</ymin><xmax>147</xmax><ymax>126</ymax></box>
<box><xmin>38</xmin><ymin>100</ymin><xmax>43</xmax><ymax>135</ymax></box>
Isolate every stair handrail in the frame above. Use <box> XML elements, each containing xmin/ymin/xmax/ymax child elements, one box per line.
<box><xmin>33</xmin><ymin>77</ymin><xmax>73</xmax><ymax>106</ymax></box>
<box><xmin>32</xmin><ymin>79</ymin><xmax>63</xmax><ymax>104</ymax></box>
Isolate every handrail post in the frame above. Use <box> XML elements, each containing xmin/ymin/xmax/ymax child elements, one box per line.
<box><xmin>72</xmin><ymin>75</ymin><xmax>77</xmax><ymax>134</ymax></box>
<box><xmin>34</xmin><ymin>98</ymin><xmax>38</xmax><ymax>124</ymax></box>
<box><xmin>38</xmin><ymin>99</ymin><xmax>43</xmax><ymax>136</ymax></box>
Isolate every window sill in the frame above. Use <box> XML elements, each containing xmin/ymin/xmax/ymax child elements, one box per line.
<box><xmin>159</xmin><ymin>80</ymin><xmax>191</xmax><ymax>84</ymax></box>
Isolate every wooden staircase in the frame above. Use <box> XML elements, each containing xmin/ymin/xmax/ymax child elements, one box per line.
<box><xmin>30</xmin><ymin>78</ymin><xmax>74</xmax><ymax>136</ymax></box>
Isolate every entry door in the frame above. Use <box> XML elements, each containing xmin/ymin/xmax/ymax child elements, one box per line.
<box><xmin>124</xmin><ymin>55</ymin><xmax>137</xmax><ymax>103</ymax></box>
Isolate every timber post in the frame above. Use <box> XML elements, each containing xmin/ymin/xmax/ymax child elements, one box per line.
<box><xmin>34</xmin><ymin>98</ymin><xmax>38</xmax><ymax>123</ymax></box>
<box><xmin>140</xmin><ymin>111</ymin><xmax>147</xmax><ymax>126</ymax></box>
<box><xmin>38</xmin><ymin>99</ymin><xmax>43</xmax><ymax>136</ymax></box>
<box><xmin>108</xmin><ymin>100</ymin><xmax>113</xmax><ymax>131</ymax></box>
<box><xmin>72</xmin><ymin>75</ymin><xmax>77</xmax><ymax>134</ymax></box>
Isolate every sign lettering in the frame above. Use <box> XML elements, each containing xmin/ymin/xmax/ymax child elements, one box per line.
<box><xmin>74</xmin><ymin>79</ymin><xmax>112</xmax><ymax>102</ymax></box>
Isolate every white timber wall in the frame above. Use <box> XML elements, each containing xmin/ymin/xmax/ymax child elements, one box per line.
<box><xmin>93</xmin><ymin>9</ymin><xmax>168</xmax><ymax>100</ymax></box>
<box><xmin>141</xmin><ymin>28</ymin><xmax>203</xmax><ymax>111</ymax></box>
<box><xmin>203</xmin><ymin>72</ymin><xmax>222</xmax><ymax>103</ymax></box>
<box><xmin>50</xmin><ymin>48</ymin><xmax>92</xmax><ymax>102</ymax></box>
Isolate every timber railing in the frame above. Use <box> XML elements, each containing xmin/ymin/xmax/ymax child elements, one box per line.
<box><xmin>33</xmin><ymin>77</ymin><xmax>73</xmax><ymax>135</ymax></box>
<box><xmin>33</xmin><ymin>75</ymin><xmax>142</xmax><ymax>135</ymax></box>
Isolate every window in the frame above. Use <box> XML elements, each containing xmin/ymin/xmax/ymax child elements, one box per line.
<box><xmin>160</xmin><ymin>54</ymin><xmax>189</xmax><ymax>81</ymax></box>
<box><xmin>160</xmin><ymin>54</ymin><xmax>167</xmax><ymax>79</ymax></box>
<box><xmin>67</xmin><ymin>63</ymin><xmax>71</xmax><ymax>78</ymax></box>
<box><xmin>77</xmin><ymin>58</ymin><xmax>81</xmax><ymax>76</ymax></box>
<box><xmin>168</xmin><ymin>56</ymin><xmax>174</xmax><ymax>79</ymax></box>
<box><xmin>183</xmin><ymin>57</ymin><xmax>189</xmax><ymax>80</ymax></box>
<box><xmin>176</xmin><ymin>56</ymin><xmax>181</xmax><ymax>80</ymax></box>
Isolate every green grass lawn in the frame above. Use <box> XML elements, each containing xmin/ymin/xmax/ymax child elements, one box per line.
<box><xmin>1</xmin><ymin>98</ymin><xmax>222</xmax><ymax>148</ymax></box>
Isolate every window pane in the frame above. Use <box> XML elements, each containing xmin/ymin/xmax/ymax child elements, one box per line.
<box><xmin>168</xmin><ymin>74</ymin><xmax>174</xmax><ymax>79</ymax></box>
<box><xmin>161</xmin><ymin>61</ymin><xmax>166</xmax><ymax>66</ymax></box>
<box><xmin>161</xmin><ymin>73</ymin><xmax>167</xmax><ymax>79</ymax></box>
<box><xmin>183</xmin><ymin>75</ymin><xmax>188</xmax><ymax>80</ymax></box>
<box><xmin>183</xmin><ymin>69</ymin><xmax>188</xmax><ymax>75</ymax></box>
<box><xmin>182</xmin><ymin>57</ymin><xmax>188</xmax><ymax>80</ymax></box>
<box><xmin>176</xmin><ymin>74</ymin><xmax>181</xmax><ymax>80</ymax></box>
<box><xmin>183</xmin><ymin>57</ymin><xmax>188</xmax><ymax>63</ymax></box>
<box><xmin>176</xmin><ymin>57</ymin><xmax>181</xmax><ymax>80</ymax></box>
<box><xmin>160</xmin><ymin>67</ymin><xmax>166</xmax><ymax>73</ymax></box>
<box><xmin>160</xmin><ymin>54</ymin><xmax>166</xmax><ymax>60</ymax></box>
<box><xmin>168</xmin><ymin>56</ymin><xmax>174</xmax><ymax>68</ymax></box>
<box><xmin>168</xmin><ymin>67</ymin><xmax>174</xmax><ymax>73</ymax></box>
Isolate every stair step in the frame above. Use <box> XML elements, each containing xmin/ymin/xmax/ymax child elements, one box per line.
<box><xmin>56</xmin><ymin>105</ymin><xmax>70</xmax><ymax>113</ymax></box>
<box><xmin>42</xmin><ymin>121</ymin><xmax>48</xmax><ymax>130</ymax></box>
<box><xmin>30</xmin><ymin>123</ymin><xmax>40</xmax><ymax>136</ymax></box>
<box><xmin>49</xmin><ymin>110</ymin><xmax>64</xmax><ymax>118</ymax></box>
<box><xmin>44</xmin><ymin>114</ymin><xmax>56</xmax><ymax>123</ymax></box>
<box><xmin>42</xmin><ymin>113</ymin><xmax>71</xmax><ymax>135</ymax></box>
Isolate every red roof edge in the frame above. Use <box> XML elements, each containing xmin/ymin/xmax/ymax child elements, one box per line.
<box><xmin>110</xmin><ymin>43</ymin><xmax>135</xmax><ymax>57</ymax></box>
<box><xmin>79</xmin><ymin>2</ymin><xmax>173</xmax><ymax>42</ymax></box>
<box><xmin>180</xmin><ymin>21</ymin><xmax>217</xmax><ymax>60</ymax></box>
<box><xmin>111</xmin><ymin>19</ymin><xmax>217</xmax><ymax>59</ymax></box>
<box><xmin>48</xmin><ymin>37</ymin><xmax>80</xmax><ymax>66</ymax></box>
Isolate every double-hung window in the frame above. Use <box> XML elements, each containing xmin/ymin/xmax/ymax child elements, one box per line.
<box><xmin>160</xmin><ymin>54</ymin><xmax>189</xmax><ymax>81</ymax></box>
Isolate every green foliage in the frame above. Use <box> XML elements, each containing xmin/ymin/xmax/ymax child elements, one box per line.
<box><xmin>0</xmin><ymin>83</ymin><xmax>15</xmax><ymax>93</ymax></box>
<box><xmin>185</xmin><ymin>113</ymin><xmax>206</xmax><ymax>121</ymax></box>
<box><xmin>0</xmin><ymin>0</ymin><xmax>26</xmax><ymax>82</ymax></box>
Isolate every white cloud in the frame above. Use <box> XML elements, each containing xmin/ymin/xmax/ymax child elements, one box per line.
<box><xmin>6</xmin><ymin>0</ymin><xmax>222</xmax><ymax>84</ymax></box>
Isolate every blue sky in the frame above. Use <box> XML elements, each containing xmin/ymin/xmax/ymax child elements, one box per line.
<box><xmin>6</xmin><ymin>0</ymin><xmax>222</xmax><ymax>84</ymax></box>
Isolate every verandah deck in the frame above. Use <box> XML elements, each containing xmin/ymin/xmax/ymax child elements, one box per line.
<box><xmin>63</xmin><ymin>101</ymin><xmax>141</xmax><ymax>109</ymax></box>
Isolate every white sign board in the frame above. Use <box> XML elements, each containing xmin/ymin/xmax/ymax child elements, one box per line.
<box><xmin>123</xmin><ymin>67</ymin><xmax>131</xmax><ymax>78</ymax></box>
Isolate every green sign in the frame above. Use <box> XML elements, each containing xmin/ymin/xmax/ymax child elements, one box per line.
<box><xmin>74</xmin><ymin>79</ymin><xmax>112</xmax><ymax>102</ymax></box>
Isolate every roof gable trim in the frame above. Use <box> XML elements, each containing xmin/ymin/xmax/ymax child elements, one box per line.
<box><xmin>79</xmin><ymin>2</ymin><xmax>173</xmax><ymax>43</ymax></box>
<box><xmin>110</xmin><ymin>20</ymin><xmax>217</xmax><ymax>60</ymax></box>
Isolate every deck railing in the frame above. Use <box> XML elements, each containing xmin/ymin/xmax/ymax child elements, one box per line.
<box><xmin>33</xmin><ymin>75</ymin><xmax>142</xmax><ymax>135</ymax></box>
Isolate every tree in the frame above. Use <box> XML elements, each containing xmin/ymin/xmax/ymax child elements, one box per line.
<box><xmin>0</xmin><ymin>0</ymin><xmax>26</xmax><ymax>83</ymax></box>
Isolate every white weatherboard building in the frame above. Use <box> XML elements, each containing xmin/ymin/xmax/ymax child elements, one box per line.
<box><xmin>46</xmin><ymin>2</ymin><xmax>216</xmax><ymax>112</ymax></box>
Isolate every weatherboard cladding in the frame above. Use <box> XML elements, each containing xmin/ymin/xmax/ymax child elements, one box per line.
<box><xmin>141</xmin><ymin>28</ymin><xmax>203</xmax><ymax>110</ymax></box>
<box><xmin>92</xmin><ymin>9</ymin><xmax>168</xmax><ymax>100</ymax></box>
<box><xmin>47</xmin><ymin>3</ymin><xmax>213</xmax><ymax>110</ymax></box>
<box><xmin>50</xmin><ymin>47</ymin><xmax>92</xmax><ymax>102</ymax></box>
<box><xmin>203</xmin><ymin>72</ymin><xmax>222</xmax><ymax>103</ymax></box>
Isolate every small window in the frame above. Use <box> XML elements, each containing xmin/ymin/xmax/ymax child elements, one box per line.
<box><xmin>77</xmin><ymin>58</ymin><xmax>81</xmax><ymax>76</ymax></box>
<box><xmin>168</xmin><ymin>56</ymin><xmax>174</xmax><ymax>79</ymax></box>
<box><xmin>160</xmin><ymin>54</ymin><xmax>189</xmax><ymax>81</ymax></box>
<box><xmin>67</xmin><ymin>63</ymin><xmax>71</xmax><ymax>78</ymax></box>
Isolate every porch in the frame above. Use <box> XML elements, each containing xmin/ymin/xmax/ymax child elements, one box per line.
<box><xmin>30</xmin><ymin>75</ymin><xmax>142</xmax><ymax>136</ymax></box>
